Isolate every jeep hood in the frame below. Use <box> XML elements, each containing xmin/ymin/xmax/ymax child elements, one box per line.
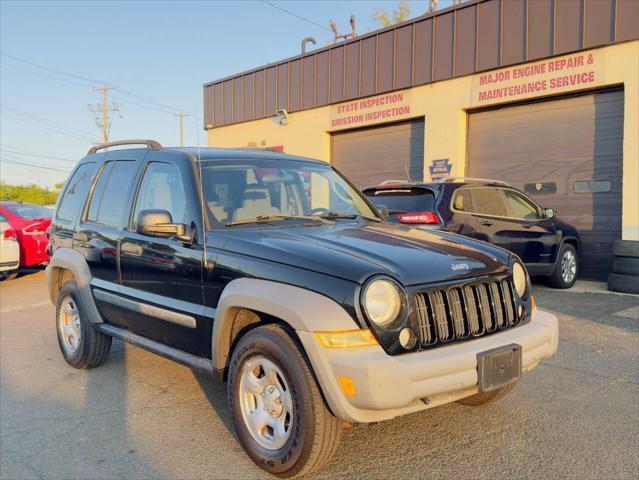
<box><xmin>213</xmin><ymin>222</ymin><xmax>510</xmax><ymax>286</ymax></box>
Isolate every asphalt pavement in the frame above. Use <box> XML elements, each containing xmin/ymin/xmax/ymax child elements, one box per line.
<box><xmin>1</xmin><ymin>269</ymin><xmax>638</xmax><ymax>479</ymax></box>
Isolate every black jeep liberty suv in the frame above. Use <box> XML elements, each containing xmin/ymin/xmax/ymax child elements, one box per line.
<box><xmin>46</xmin><ymin>140</ymin><xmax>558</xmax><ymax>477</ymax></box>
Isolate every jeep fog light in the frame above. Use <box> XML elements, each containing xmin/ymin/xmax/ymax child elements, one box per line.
<box><xmin>399</xmin><ymin>328</ymin><xmax>417</xmax><ymax>349</ymax></box>
<box><xmin>512</xmin><ymin>261</ymin><xmax>528</xmax><ymax>298</ymax></box>
<box><xmin>363</xmin><ymin>278</ymin><xmax>401</xmax><ymax>326</ymax></box>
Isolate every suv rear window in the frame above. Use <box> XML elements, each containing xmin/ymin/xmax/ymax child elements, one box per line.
<box><xmin>364</xmin><ymin>188</ymin><xmax>436</xmax><ymax>213</ymax></box>
<box><xmin>3</xmin><ymin>204</ymin><xmax>52</xmax><ymax>219</ymax></box>
<box><xmin>57</xmin><ymin>163</ymin><xmax>97</xmax><ymax>222</ymax></box>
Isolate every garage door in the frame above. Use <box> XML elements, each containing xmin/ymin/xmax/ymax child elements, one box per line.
<box><xmin>331</xmin><ymin>119</ymin><xmax>424</xmax><ymax>189</ymax></box>
<box><xmin>467</xmin><ymin>90</ymin><xmax>624</xmax><ymax>279</ymax></box>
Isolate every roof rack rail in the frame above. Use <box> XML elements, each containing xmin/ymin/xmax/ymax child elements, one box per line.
<box><xmin>438</xmin><ymin>177</ymin><xmax>510</xmax><ymax>186</ymax></box>
<box><xmin>87</xmin><ymin>139</ymin><xmax>162</xmax><ymax>155</ymax></box>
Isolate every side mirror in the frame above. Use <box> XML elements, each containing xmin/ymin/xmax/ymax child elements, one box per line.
<box><xmin>137</xmin><ymin>209</ymin><xmax>190</xmax><ymax>242</ymax></box>
<box><xmin>543</xmin><ymin>208</ymin><xmax>556</xmax><ymax>219</ymax></box>
<box><xmin>376</xmin><ymin>204</ymin><xmax>390</xmax><ymax>220</ymax></box>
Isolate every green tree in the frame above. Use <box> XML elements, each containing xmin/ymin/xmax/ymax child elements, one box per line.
<box><xmin>373</xmin><ymin>0</ymin><xmax>411</xmax><ymax>27</ymax></box>
<box><xmin>0</xmin><ymin>182</ymin><xmax>59</xmax><ymax>205</ymax></box>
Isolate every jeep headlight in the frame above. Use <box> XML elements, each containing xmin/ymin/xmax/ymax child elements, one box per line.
<box><xmin>512</xmin><ymin>261</ymin><xmax>528</xmax><ymax>298</ymax></box>
<box><xmin>362</xmin><ymin>278</ymin><xmax>402</xmax><ymax>326</ymax></box>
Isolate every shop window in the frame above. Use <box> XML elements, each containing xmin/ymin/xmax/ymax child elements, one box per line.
<box><xmin>574</xmin><ymin>180</ymin><xmax>612</xmax><ymax>194</ymax></box>
<box><xmin>524</xmin><ymin>182</ymin><xmax>557</xmax><ymax>195</ymax></box>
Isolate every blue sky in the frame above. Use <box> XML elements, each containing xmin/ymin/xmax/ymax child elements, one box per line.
<box><xmin>1</xmin><ymin>0</ymin><xmax>449</xmax><ymax>187</ymax></box>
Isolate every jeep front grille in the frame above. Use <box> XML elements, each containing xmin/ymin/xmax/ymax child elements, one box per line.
<box><xmin>414</xmin><ymin>278</ymin><xmax>519</xmax><ymax>347</ymax></box>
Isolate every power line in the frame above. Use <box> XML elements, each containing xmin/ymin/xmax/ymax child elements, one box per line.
<box><xmin>0</xmin><ymin>148</ymin><xmax>77</xmax><ymax>163</ymax></box>
<box><xmin>1</xmin><ymin>156</ymin><xmax>71</xmax><ymax>173</ymax></box>
<box><xmin>1</xmin><ymin>111</ymin><xmax>95</xmax><ymax>141</ymax></box>
<box><xmin>1</xmin><ymin>104</ymin><xmax>97</xmax><ymax>138</ymax></box>
<box><xmin>0</xmin><ymin>61</ymin><xmax>94</xmax><ymax>88</ymax></box>
<box><xmin>0</xmin><ymin>51</ymin><xmax>192</xmax><ymax>115</ymax></box>
<box><xmin>260</xmin><ymin>0</ymin><xmax>332</xmax><ymax>32</ymax></box>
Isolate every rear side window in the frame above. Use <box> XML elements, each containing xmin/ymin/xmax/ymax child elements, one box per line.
<box><xmin>470</xmin><ymin>188</ymin><xmax>509</xmax><ymax>217</ymax></box>
<box><xmin>0</xmin><ymin>213</ymin><xmax>7</xmax><ymax>222</ymax></box>
<box><xmin>452</xmin><ymin>189</ymin><xmax>473</xmax><ymax>212</ymax></box>
<box><xmin>56</xmin><ymin>163</ymin><xmax>97</xmax><ymax>222</ymax></box>
<box><xmin>364</xmin><ymin>188</ymin><xmax>436</xmax><ymax>213</ymax></box>
<box><xmin>85</xmin><ymin>161</ymin><xmax>137</xmax><ymax>227</ymax></box>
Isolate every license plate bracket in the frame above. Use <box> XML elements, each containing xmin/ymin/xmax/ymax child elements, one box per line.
<box><xmin>477</xmin><ymin>343</ymin><xmax>522</xmax><ymax>393</ymax></box>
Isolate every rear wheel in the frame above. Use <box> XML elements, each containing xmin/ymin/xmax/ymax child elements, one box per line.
<box><xmin>56</xmin><ymin>281</ymin><xmax>112</xmax><ymax>369</ymax></box>
<box><xmin>228</xmin><ymin>324</ymin><xmax>341</xmax><ymax>478</ymax></box>
<box><xmin>458</xmin><ymin>384</ymin><xmax>515</xmax><ymax>406</ymax></box>
<box><xmin>548</xmin><ymin>244</ymin><xmax>578</xmax><ymax>289</ymax></box>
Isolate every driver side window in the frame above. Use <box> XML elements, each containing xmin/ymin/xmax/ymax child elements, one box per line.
<box><xmin>133</xmin><ymin>162</ymin><xmax>186</xmax><ymax>229</ymax></box>
<box><xmin>502</xmin><ymin>189</ymin><xmax>541</xmax><ymax>220</ymax></box>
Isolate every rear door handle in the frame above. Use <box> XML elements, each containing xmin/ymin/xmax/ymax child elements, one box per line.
<box><xmin>73</xmin><ymin>232</ymin><xmax>88</xmax><ymax>243</ymax></box>
<box><xmin>121</xmin><ymin>242</ymin><xmax>143</xmax><ymax>257</ymax></box>
<box><xmin>523</xmin><ymin>224</ymin><xmax>533</xmax><ymax>229</ymax></box>
<box><xmin>480</xmin><ymin>220</ymin><xmax>493</xmax><ymax>226</ymax></box>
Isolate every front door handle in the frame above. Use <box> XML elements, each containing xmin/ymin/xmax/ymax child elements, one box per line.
<box><xmin>480</xmin><ymin>220</ymin><xmax>493</xmax><ymax>226</ymax></box>
<box><xmin>73</xmin><ymin>232</ymin><xmax>88</xmax><ymax>243</ymax></box>
<box><xmin>121</xmin><ymin>242</ymin><xmax>143</xmax><ymax>257</ymax></box>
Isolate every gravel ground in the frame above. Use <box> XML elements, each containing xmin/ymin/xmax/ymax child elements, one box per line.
<box><xmin>1</xmin><ymin>270</ymin><xmax>637</xmax><ymax>479</ymax></box>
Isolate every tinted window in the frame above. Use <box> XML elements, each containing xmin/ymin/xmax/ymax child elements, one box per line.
<box><xmin>470</xmin><ymin>188</ymin><xmax>509</xmax><ymax>217</ymax></box>
<box><xmin>133</xmin><ymin>162</ymin><xmax>187</xmax><ymax>228</ymax></box>
<box><xmin>57</xmin><ymin>163</ymin><xmax>97</xmax><ymax>222</ymax></box>
<box><xmin>365</xmin><ymin>188</ymin><xmax>436</xmax><ymax>213</ymax></box>
<box><xmin>452</xmin><ymin>189</ymin><xmax>473</xmax><ymax>212</ymax></box>
<box><xmin>574</xmin><ymin>180</ymin><xmax>612</xmax><ymax>193</ymax></box>
<box><xmin>503</xmin><ymin>190</ymin><xmax>541</xmax><ymax>220</ymax></box>
<box><xmin>87</xmin><ymin>162</ymin><xmax>114</xmax><ymax>223</ymax></box>
<box><xmin>0</xmin><ymin>213</ymin><xmax>7</xmax><ymax>222</ymax></box>
<box><xmin>85</xmin><ymin>161</ymin><xmax>137</xmax><ymax>227</ymax></box>
<box><xmin>3</xmin><ymin>204</ymin><xmax>52</xmax><ymax>219</ymax></box>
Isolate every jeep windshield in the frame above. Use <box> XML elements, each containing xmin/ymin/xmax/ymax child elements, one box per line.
<box><xmin>200</xmin><ymin>159</ymin><xmax>381</xmax><ymax>228</ymax></box>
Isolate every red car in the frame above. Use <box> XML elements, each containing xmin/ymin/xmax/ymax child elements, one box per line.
<box><xmin>0</xmin><ymin>202</ymin><xmax>52</xmax><ymax>267</ymax></box>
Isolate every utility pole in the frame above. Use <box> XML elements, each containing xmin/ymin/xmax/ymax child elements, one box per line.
<box><xmin>174</xmin><ymin>111</ymin><xmax>190</xmax><ymax>146</ymax></box>
<box><xmin>88</xmin><ymin>86</ymin><xmax>120</xmax><ymax>144</ymax></box>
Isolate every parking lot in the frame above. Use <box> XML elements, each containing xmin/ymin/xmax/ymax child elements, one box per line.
<box><xmin>1</xmin><ymin>270</ymin><xmax>637</xmax><ymax>480</ymax></box>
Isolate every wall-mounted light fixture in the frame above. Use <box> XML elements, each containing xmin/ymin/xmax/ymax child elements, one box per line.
<box><xmin>275</xmin><ymin>109</ymin><xmax>289</xmax><ymax>126</ymax></box>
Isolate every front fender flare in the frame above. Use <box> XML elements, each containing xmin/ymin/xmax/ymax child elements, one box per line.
<box><xmin>45</xmin><ymin>248</ymin><xmax>103</xmax><ymax>323</ymax></box>
<box><xmin>211</xmin><ymin>278</ymin><xmax>359</xmax><ymax>370</ymax></box>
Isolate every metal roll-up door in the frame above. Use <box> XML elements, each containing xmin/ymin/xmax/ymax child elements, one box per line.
<box><xmin>331</xmin><ymin>119</ymin><xmax>425</xmax><ymax>189</ymax></box>
<box><xmin>467</xmin><ymin>90</ymin><xmax>624</xmax><ymax>279</ymax></box>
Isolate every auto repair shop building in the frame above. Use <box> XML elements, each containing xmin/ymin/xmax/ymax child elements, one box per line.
<box><xmin>203</xmin><ymin>0</ymin><xmax>639</xmax><ymax>279</ymax></box>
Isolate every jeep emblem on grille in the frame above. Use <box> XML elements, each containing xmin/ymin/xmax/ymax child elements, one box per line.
<box><xmin>451</xmin><ymin>263</ymin><xmax>470</xmax><ymax>271</ymax></box>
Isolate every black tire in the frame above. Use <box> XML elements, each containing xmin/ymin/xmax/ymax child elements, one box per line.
<box><xmin>613</xmin><ymin>256</ymin><xmax>639</xmax><ymax>276</ymax></box>
<box><xmin>607</xmin><ymin>272</ymin><xmax>639</xmax><ymax>294</ymax></box>
<box><xmin>547</xmin><ymin>243</ymin><xmax>578</xmax><ymax>289</ymax></box>
<box><xmin>228</xmin><ymin>324</ymin><xmax>341</xmax><ymax>478</ymax></box>
<box><xmin>56</xmin><ymin>281</ymin><xmax>112</xmax><ymax>369</ymax></box>
<box><xmin>0</xmin><ymin>270</ymin><xmax>18</xmax><ymax>281</ymax></box>
<box><xmin>613</xmin><ymin>240</ymin><xmax>639</xmax><ymax>258</ymax></box>
<box><xmin>458</xmin><ymin>383</ymin><xmax>515</xmax><ymax>406</ymax></box>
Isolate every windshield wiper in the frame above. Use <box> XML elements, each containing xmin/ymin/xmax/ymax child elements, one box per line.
<box><xmin>316</xmin><ymin>212</ymin><xmax>382</xmax><ymax>223</ymax></box>
<box><xmin>226</xmin><ymin>215</ymin><xmax>329</xmax><ymax>227</ymax></box>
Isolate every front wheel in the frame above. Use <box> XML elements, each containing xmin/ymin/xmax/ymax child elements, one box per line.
<box><xmin>228</xmin><ymin>324</ymin><xmax>341</xmax><ymax>478</ymax></box>
<box><xmin>548</xmin><ymin>244</ymin><xmax>578</xmax><ymax>288</ymax></box>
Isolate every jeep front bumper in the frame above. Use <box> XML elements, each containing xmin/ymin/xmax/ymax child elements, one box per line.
<box><xmin>298</xmin><ymin>308</ymin><xmax>558</xmax><ymax>423</ymax></box>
